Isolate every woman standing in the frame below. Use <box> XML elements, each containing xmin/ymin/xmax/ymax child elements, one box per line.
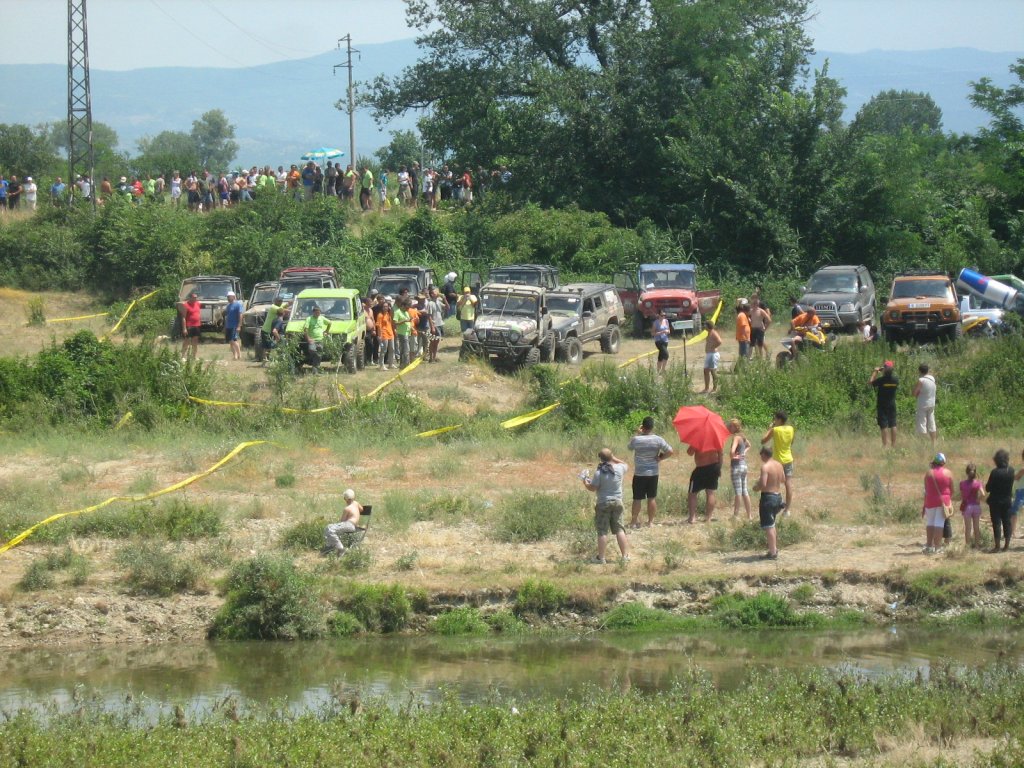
<box><xmin>652</xmin><ymin>310</ymin><xmax>670</xmax><ymax>374</ymax></box>
<box><xmin>728</xmin><ymin>419</ymin><xmax>751</xmax><ymax>519</ymax></box>
<box><xmin>922</xmin><ymin>453</ymin><xmax>953</xmax><ymax>554</ymax></box>
<box><xmin>985</xmin><ymin>449</ymin><xmax>1015</xmax><ymax>552</ymax></box>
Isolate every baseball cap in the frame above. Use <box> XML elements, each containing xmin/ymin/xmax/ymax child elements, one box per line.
<box><xmin>932</xmin><ymin>452</ymin><xmax>946</xmax><ymax>466</ymax></box>
<box><xmin>26</xmin><ymin>177</ymin><xmax>32</xmax><ymax>182</ymax></box>
<box><xmin>463</xmin><ymin>286</ymin><xmax>471</xmax><ymax>293</ymax></box>
<box><xmin>369</xmin><ymin>288</ymin><xmax>379</xmax><ymax>297</ymax></box>
<box><xmin>446</xmin><ymin>272</ymin><xmax>457</xmax><ymax>282</ymax></box>
<box><xmin>226</xmin><ymin>291</ymin><xmax>235</xmax><ymax>298</ymax></box>
<box><xmin>883</xmin><ymin>360</ymin><xmax>894</xmax><ymax>368</ymax></box>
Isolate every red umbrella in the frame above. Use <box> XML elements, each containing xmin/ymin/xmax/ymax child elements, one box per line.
<box><xmin>672</xmin><ymin>405</ymin><xmax>731</xmax><ymax>453</ymax></box>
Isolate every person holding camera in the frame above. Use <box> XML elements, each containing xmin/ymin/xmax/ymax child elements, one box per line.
<box><xmin>870</xmin><ymin>360</ymin><xmax>899</xmax><ymax>447</ymax></box>
<box><xmin>582</xmin><ymin>448</ymin><xmax>630</xmax><ymax>564</ymax></box>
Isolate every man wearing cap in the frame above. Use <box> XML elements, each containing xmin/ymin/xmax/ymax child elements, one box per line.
<box><xmin>303</xmin><ymin>304</ymin><xmax>332</xmax><ymax>373</ymax></box>
<box><xmin>870</xmin><ymin>361</ymin><xmax>900</xmax><ymax>447</ymax></box>
<box><xmin>223</xmin><ymin>290</ymin><xmax>244</xmax><ymax>361</ymax></box>
<box><xmin>443</xmin><ymin>272</ymin><xmax>459</xmax><ymax>318</ymax></box>
<box><xmin>323</xmin><ymin>489</ymin><xmax>362</xmax><ymax>556</ymax></box>
<box><xmin>23</xmin><ymin>177</ymin><xmax>37</xmax><ymax>211</ymax></box>
<box><xmin>456</xmin><ymin>286</ymin><xmax>478</xmax><ymax>333</ymax></box>
<box><xmin>180</xmin><ymin>292</ymin><xmax>203</xmax><ymax>360</ymax></box>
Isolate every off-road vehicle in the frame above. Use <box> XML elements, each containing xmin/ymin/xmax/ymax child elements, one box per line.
<box><xmin>486</xmin><ymin>264</ymin><xmax>560</xmax><ymax>290</ymax></box>
<box><xmin>368</xmin><ymin>266</ymin><xmax>438</xmax><ymax>299</ymax></box>
<box><xmin>460</xmin><ymin>283</ymin><xmax>554</xmax><ymax>370</ymax></box>
<box><xmin>250</xmin><ymin>267</ymin><xmax>339</xmax><ymax>361</ymax></box>
<box><xmin>882</xmin><ymin>271</ymin><xmax>961</xmax><ymax>343</ymax></box>
<box><xmin>798</xmin><ymin>264</ymin><xmax>876</xmax><ymax>330</ymax></box>
<box><xmin>170</xmin><ymin>275</ymin><xmax>242</xmax><ymax>339</ymax></box>
<box><xmin>614</xmin><ymin>263</ymin><xmax>720</xmax><ymax>336</ymax></box>
<box><xmin>546</xmin><ymin>283</ymin><xmax>623</xmax><ymax>364</ymax></box>
<box><xmin>239</xmin><ymin>281</ymin><xmax>279</xmax><ymax>348</ymax></box>
<box><xmin>284</xmin><ymin>288</ymin><xmax>366</xmax><ymax>373</ymax></box>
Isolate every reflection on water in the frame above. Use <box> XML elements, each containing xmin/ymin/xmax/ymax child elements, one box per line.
<box><xmin>1</xmin><ymin>628</ymin><xmax>1021</xmax><ymax>717</ymax></box>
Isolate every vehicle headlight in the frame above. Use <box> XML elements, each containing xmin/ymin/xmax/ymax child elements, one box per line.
<box><xmin>682</xmin><ymin>299</ymin><xmax>691</xmax><ymax>308</ymax></box>
<box><xmin>643</xmin><ymin>300</ymin><xmax>653</xmax><ymax>309</ymax></box>
<box><xmin>942</xmin><ymin>309</ymin><xmax>952</xmax><ymax>319</ymax></box>
<box><xmin>888</xmin><ymin>310</ymin><xmax>900</xmax><ymax>321</ymax></box>
<box><xmin>509</xmin><ymin>330</ymin><xmax>521</xmax><ymax>342</ymax></box>
<box><xmin>840</xmin><ymin>303</ymin><xmax>855</xmax><ymax>312</ymax></box>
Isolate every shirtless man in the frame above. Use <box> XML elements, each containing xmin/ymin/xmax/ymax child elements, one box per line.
<box><xmin>323</xmin><ymin>489</ymin><xmax>362</xmax><ymax>555</ymax></box>
<box><xmin>754</xmin><ymin>445</ymin><xmax>785</xmax><ymax>559</ymax></box>
<box><xmin>749</xmin><ymin>296</ymin><xmax>771</xmax><ymax>358</ymax></box>
<box><xmin>687</xmin><ymin>445</ymin><xmax>722</xmax><ymax>523</ymax></box>
<box><xmin>701</xmin><ymin>320</ymin><xmax>723</xmax><ymax>393</ymax></box>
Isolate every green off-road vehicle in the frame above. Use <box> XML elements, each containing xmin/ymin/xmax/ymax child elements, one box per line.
<box><xmin>284</xmin><ymin>288</ymin><xmax>366</xmax><ymax>373</ymax></box>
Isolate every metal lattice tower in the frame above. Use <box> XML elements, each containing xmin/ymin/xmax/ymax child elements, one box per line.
<box><xmin>67</xmin><ymin>0</ymin><xmax>95</xmax><ymax>206</ymax></box>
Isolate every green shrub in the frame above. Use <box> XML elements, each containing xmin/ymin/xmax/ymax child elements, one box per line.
<box><xmin>328</xmin><ymin>611</ymin><xmax>364</xmax><ymax>637</ymax></box>
<box><xmin>514</xmin><ymin>579</ymin><xmax>569</xmax><ymax>616</ymax></box>
<box><xmin>337</xmin><ymin>547</ymin><xmax>372</xmax><ymax>572</ymax></box>
<box><xmin>24</xmin><ymin>298</ymin><xmax>46</xmax><ymax>326</ymax></box>
<box><xmin>208</xmin><ymin>556</ymin><xmax>326</xmax><ymax>640</ymax></box>
<box><xmin>494</xmin><ymin>492</ymin><xmax>583</xmax><ymax>544</ymax></box>
<box><xmin>340</xmin><ymin>584</ymin><xmax>411</xmax><ymax>633</ymax></box>
<box><xmin>394</xmin><ymin>551</ymin><xmax>419</xmax><ymax>571</ymax></box>
<box><xmin>116</xmin><ymin>544</ymin><xmax>204</xmax><ymax>596</ymax></box>
<box><xmin>603</xmin><ymin>602</ymin><xmax>699</xmax><ymax>632</ymax></box>
<box><xmin>432</xmin><ymin>606</ymin><xmax>491</xmax><ymax>636</ymax></box>
<box><xmin>790</xmin><ymin>584</ymin><xmax>816</xmax><ymax>604</ymax></box>
<box><xmin>711</xmin><ymin>592</ymin><xmax>824</xmax><ymax>629</ymax></box>
<box><xmin>17</xmin><ymin>560</ymin><xmax>55</xmax><ymax>591</ymax></box>
<box><xmin>708</xmin><ymin>519</ymin><xmax>811</xmax><ymax>551</ymax></box>
<box><xmin>902</xmin><ymin>569</ymin><xmax>979</xmax><ymax>611</ymax></box>
<box><xmin>485</xmin><ymin>610</ymin><xmax>528</xmax><ymax>635</ymax></box>
<box><xmin>280</xmin><ymin>517</ymin><xmax>328</xmax><ymax>551</ymax></box>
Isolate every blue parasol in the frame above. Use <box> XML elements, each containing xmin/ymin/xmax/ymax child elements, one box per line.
<box><xmin>301</xmin><ymin>147</ymin><xmax>345</xmax><ymax>161</ymax></box>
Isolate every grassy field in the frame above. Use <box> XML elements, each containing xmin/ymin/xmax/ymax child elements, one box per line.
<box><xmin>1</xmin><ymin>289</ymin><xmax>1023</xmax><ymax>647</ymax></box>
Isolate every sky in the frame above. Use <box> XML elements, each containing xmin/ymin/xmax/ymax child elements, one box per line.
<box><xmin>0</xmin><ymin>0</ymin><xmax>1022</xmax><ymax>71</ymax></box>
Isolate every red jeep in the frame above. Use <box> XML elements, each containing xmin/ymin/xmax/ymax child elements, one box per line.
<box><xmin>615</xmin><ymin>264</ymin><xmax>720</xmax><ymax>336</ymax></box>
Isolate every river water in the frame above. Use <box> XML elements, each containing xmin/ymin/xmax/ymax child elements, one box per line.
<box><xmin>1</xmin><ymin>628</ymin><xmax>1021</xmax><ymax>718</ymax></box>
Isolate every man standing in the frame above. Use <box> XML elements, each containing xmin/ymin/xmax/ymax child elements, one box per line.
<box><xmin>426</xmin><ymin>286</ymin><xmax>445</xmax><ymax>362</ymax></box>
<box><xmin>359</xmin><ymin>165</ymin><xmax>374</xmax><ymax>211</ymax></box>
<box><xmin>686</xmin><ymin>445</ymin><xmax>722</xmax><ymax>523</ymax></box>
<box><xmin>300</xmin><ymin>161</ymin><xmax>317</xmax><ymax>200</ymax></box>
<box><xmin>303</xmin><ymin>304</ymin><xmax>332</xmax><ymax>373</ymax></box>
<box><xmin>627</xmin><ymin>416</ymin><xmax>673</xmax><ymax>527</ymax></box>
<box><xmin>701</xmin><ymin>320</ymin><xmax>723</xmax><ymax>393</ymax></box>
<box><xmin>323</xmin><ymin>489</ymin><xmax>362</xmax><ymax>556</ymax></box>
<box><xmin>392</xmin><ymin>297</ymin><xmax>412</xmax><ymax>368</ymax></box>
<box><xmin>6</xmin><ymin>175</ymin><xmax>21</xmax><ymax>210</ymax></box>
<box><xmin>223</xmin><ymin>290</ymin><xmax>244</xmax><ymax>361</ymax></box>
<box><xmin>735</xmin><ymin>303</ymin><xmax>751</xmax><ymax>361</ymax></box>
<box><xmin>913</xmin><ymin>363</ymin><xmax>937</xmax><ymax>446</ymax></box>
<box><xmin>749</xmin><ymin>296</ymin><xmax>771</xmax><ymax>357</ymax></box>
<box><xmin>582</xmin><ymin>448</ymin><xmax>630</xmax><ymax>564</ymax></box>
<box><xmin>754</xmin><ymin>446</ymin><xmax>785</xmax><ymax>559</ymax></box>
<box><xmin>761</xmin><ymin>410</ymin><xmax>795</xmax><ymax>515</ymax></box>
<box><xmin>180</xmin><ymin>292</ymin><xmax>202</xmax><ymax>360</ymax></box>
<box><xmin>443</xmin><ymin>272</ymin><xmax>459</xmax><ymax>318</ymax></box>
<box><xmin>456</xmin><ymin>286</ymin><xmax>478</xmax><ymax>333</ymax></box>
<box><xmin>23</xmin><ymin>177</ymin><xmax>37</xmax><ymax>211</ymax></box>
<box><xmin>870</xmin><ymin>360</ymin><xmax>899</xmax><ymax>447</ymax></box>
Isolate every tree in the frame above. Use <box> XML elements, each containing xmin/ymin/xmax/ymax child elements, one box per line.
<box><xmin>0</xmin><ymin>123</ymin><xmax>59</xmax><ymax>177</ymax></box>
<box><xmin>190</xmin><ymin>109</ymin><xmax>238</xmax><ymax>170</ymax></box>
<box><xmin>374</xmin><ymin>129</ymin><xmax>423</xmax><ymax>171</ymax></box>
<box><xmin>41</xmin><ymin>120</ymin><xmax>120</xmax><ymax>156</ymax></box>
<box><xmin>133</xmin><ymin>131</ymin><xmax>202</xmax><ymax>178</ymax></box>
<box><xmin>851</xmin><ymin>90</ymin><xmax>943</xmax><ymax>137</ymax></box>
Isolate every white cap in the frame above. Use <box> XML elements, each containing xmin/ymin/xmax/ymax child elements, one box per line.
<box><xmin>343</xmin><ymin>489</ymin><xmax>355</xmax><ymax>501</ymax></box>
<box><xmin>446</xmin><ymin>272</ymin><xmax>458</xmax><ymax>282</ymax></box>
<box><xmin>227</xmin><ymin>291</ymin><xmax>235</xmax><ymax>297</ymax></box>
<box><xmin>26</xmin><ymin>176</ymin><xmax>32</xmax><ymax>182</ymax></box>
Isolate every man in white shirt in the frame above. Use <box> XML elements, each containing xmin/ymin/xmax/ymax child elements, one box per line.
<box><xmin>913</xmin><ymin>363</ymin><xmax>937</xmax><ymax>446</ymax></box>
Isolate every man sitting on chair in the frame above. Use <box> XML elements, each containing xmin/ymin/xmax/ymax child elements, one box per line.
<box><xmin>324</xmin><ymin>488</ymin><xmax>362</xmax><ymax>555</ymax></box>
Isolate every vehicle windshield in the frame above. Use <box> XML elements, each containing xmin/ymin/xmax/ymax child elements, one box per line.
<box><xmin>640</xmin><ymin>270</ymin><xmax>695</xmax><ymax>290</ymax></box>
<box><xmin>180</xmin><ymin>281</ymin><xmax>233</xmax><ymax>300</ymax></box>
<box><xmin>277</xmin><ymin>279</ymin><xmax>326</xmax><ymax>302</ymax></box>
<box><xmin>291</xmin><ymin>298</ymin><xmax>352</xmax><ymax>322</ymax></box>
<box><xmin>490</xmin><ymin>270</ymin><xmax>547</xmax><ymax>286</ymax></box>
<box><xmin>481</xmin><ymin>292</ymin><xmax>538</xmax><ymax>314</ymax></box>
<box><xmin>373</xmin><ymin>278</ymin><xmax>418</xmax><ymax>298</ymax></box>
<box><xmin>546</xmin><ymin>295</ymin><xmax>581</xmax><ymax>315</ymax></box>
<box><xmin>808</xmin><ymin>273</ymin><xmax>857</xmax><ymax>293</ymax></box>
<box><xmin>891</xmin><ymin>280</ymin><xmax>952</xmax><ymax>300</ymax></box>
<box><xmin>250</xmin><ymin>287</ymin><xmax>278</xmax><ymax>305</ymax></box>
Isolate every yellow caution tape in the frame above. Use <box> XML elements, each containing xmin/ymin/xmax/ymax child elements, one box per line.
<box><xmin>501</xmin><ymin>402</ymin><xmax>560</xmax><ymax>429</ymax></box>
<box><xmin>101</xmin><ymin>289</ymin><xmax>159</xmax><ymax>341</ymax></box>
<box><xmin>0</xmin><ymin>440</ymin><xmax>267</xmax><ymax>556</ymax></box>
<box><xmin>618</xmin><ymin>299</ymin><xmax>724</xmax><ymax>367</ymax></box>
<box><xmin>188</xmin><ymin>396</ymin><xmax>254</xmax><ymax>409</ymax></box>
<box><xmin>363</xmin><ymin>356</ymin><xmax>423</xmax><ymax>398</ymax></box>
<box><xmin>46</xmin><ymin>311</ymin><xmax>111</xmax><ymax>324</ymax></box>
<box><xmin>337</xmin><ymin>383</ymin><xmax>352</xmax><ymax>401</ymax></box>
<box><xmin>416</xmin><ymin>424</ymin><xmax>463</xmax><ymax>438</ymax></box>
<box><xmin>114</xmin><ymin>411</ymin><xmax>134</xmax><ymax>430</ymax></box>
<box><xmin>187</xmin><ymin>395</ymin><xmax>347</xmax><ymax>415</ymax></box>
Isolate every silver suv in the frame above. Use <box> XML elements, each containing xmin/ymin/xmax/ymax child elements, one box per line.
<box><xmin>547</xmin><ymin>283</ymin><xmax>623</xmax><ymax>364</ymax></box>
<box><xmin>798</xmin><ymin>265</ymin><xmax>875</xmax><ymax>329</ymax></box>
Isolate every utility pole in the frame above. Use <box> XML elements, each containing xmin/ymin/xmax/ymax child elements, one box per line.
<box><xmin>333</xmin><ymin>35</ymin><xmax>358</xmax><ymax>172</ymax></box>
<box><xmin>67</xmin><ymin>0</ymin><xmax>95</xmax><ymax>209</ymax></box>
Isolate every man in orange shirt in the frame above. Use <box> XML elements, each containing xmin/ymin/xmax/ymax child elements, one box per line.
<box><xmin>735</xmin><ymin>304</ymin><xmax>751</xmax><ymax>360</ymax></box>
<box><xmin>376</xmin><ymin>296</ymin><xmax>395</xmax><ymax>370</ymax></box>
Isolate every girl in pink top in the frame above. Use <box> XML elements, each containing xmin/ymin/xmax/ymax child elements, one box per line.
<box><xmin>922</xmin><ymin>452</ymin><xmax>953</xmax><ymax>554</ymax></box>
<box><xmin>958</xmin><ymin>462</ymin><xmax>984</xmax><ymax>549</ymax></box>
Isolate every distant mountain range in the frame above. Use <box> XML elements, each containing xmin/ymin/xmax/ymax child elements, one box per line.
<box><xmin>0</xmin><ymin>40</ymin><xmax>1020</xmax><ymax>169</ymax></box>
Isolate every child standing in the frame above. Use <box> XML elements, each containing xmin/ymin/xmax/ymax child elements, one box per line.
<box><xmin>728</xmin><ymin>419</ymin><xmax>751</xmax><ymax>519</ymax></box>
<box><xmin>959</xmin><ymin>463</ymin><xmax>984</xmax><ymax>549</ymax></box>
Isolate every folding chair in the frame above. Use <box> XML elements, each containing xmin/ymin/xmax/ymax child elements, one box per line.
<box><xmin>340</xmin><ymin>505</ymin><xmax>372</xmax><ymax>549</ymax></box>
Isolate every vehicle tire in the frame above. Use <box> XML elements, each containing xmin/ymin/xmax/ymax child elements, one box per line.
<box><xmin>691</xmin><ymin>312</ymin><xmax>702</xmax><ymax>335</ymax></box>
<box><xmin>169</xmin><ymin>316</ymin><xmax>182</xmax><ymax>341</ymax></box>
<box><xmin>775</xmin><ymin>351</ymin><xmax>791</xmax><ymax>369</ymax></box>
<box><xmin>539</xmin><ymin>332</ymin><xmax>555</xmax><ymax>363</ymax></box>
<box><xmin>883</xmin><ymin>327</ymin><xmax>899</xmax><ymax>344</ymax></box>
<box><xmin>633</xmin><ymin>312</ymin><xmax>645</xmax><ymax>338</ymax></box>
<box><xmin>523</xmin><ymin>346</ymin><xmax>541</xmax><ymax>367</ymax></box>
<box><xmin>356</xmin><ymin>338</ymin><xmax>365</xmax><ymax>370</ymax></box>
<box><xmin>950</xmin><ymin>323</ymin><xmax>964</xmax><ymax>341</ymax></box>
<box><xmin>241</xmin><ymin>329</ymin><xmax>254</xmax><ymax>349</ymax></box>
<box><xmin>459</xmin><ymin>342</ymin><xmax>473</xmax><ymax>361</ymax></box>
<box><xmin>343</xmin><ymin>344</ymin><xmax>357</xmax><ymax>374</ymax></box>
<box><xmin>559</xmin><ymin>337</ymin><xmax>583</xmax><ymax>365</ymax></box>
<box><xmin>600</xmin><ymin>325</ymin><xmax>620</xmax><ymax>354</ymax></box>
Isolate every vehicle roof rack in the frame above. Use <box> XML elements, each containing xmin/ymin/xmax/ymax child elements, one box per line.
<box><xmin>897</xmin><ymin>269</ymin><xmax>947</xmax><ymax>277</ymax></box>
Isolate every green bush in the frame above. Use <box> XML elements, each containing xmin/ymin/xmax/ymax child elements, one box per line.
<box><xmin>514</xmin><ymin>579</ymin><xmax>569</xmax><ymax>616</ymax></box>
<box><xmin>708</xmin><ymin>519</ymin><xmax>811</xmax><ymax>551</ymax></box>
<box><xmin>16</xmin><ymin>560</ymin><xmax>55</xmax><ymax>591</ymax></box>
<box><xmin>208</xmin><ymin>556</ymin><xmax>326</xmax><ymax>640</ymax></box>
<box><xmin>494</xmin><ymin>492</ymin><xmax>583</xmax><ymax>544</ymax></box>
<box><xmin>485</xmin><ymin>610</ymin><xmax>529</xmax><ymax>635</ymax></box>
<box><xmin>116</xmin><ymin>544</ymin><xmax>204</xmax><ymax>596</ymax></box>
<box><xmin>432</xmin><ymin>606</ymin><xmax>491</xmax><ymax>636</ymax></box>
<box><xmin>710</xmin><ymin>592</ymin><xmax>824</xmax><ymax>629</ymax></box>
<box><xmin>339</xmin><ymin>584</ymin><xmax>411</xmax><ymax>633</ymax></box>
<box><xmin>603</xmin><ymin>602</ymin><xmax>698</xmax><ymax>632</ymax></box>
<box><xmin>280</xmin><ymin>517</ymin><xmax>328</xmax><ymax>551</ymax></box>
<box><xmin>328</xmin><ymin>611</ymin><xmax>364</xmax><ymax>637</ymax></box>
